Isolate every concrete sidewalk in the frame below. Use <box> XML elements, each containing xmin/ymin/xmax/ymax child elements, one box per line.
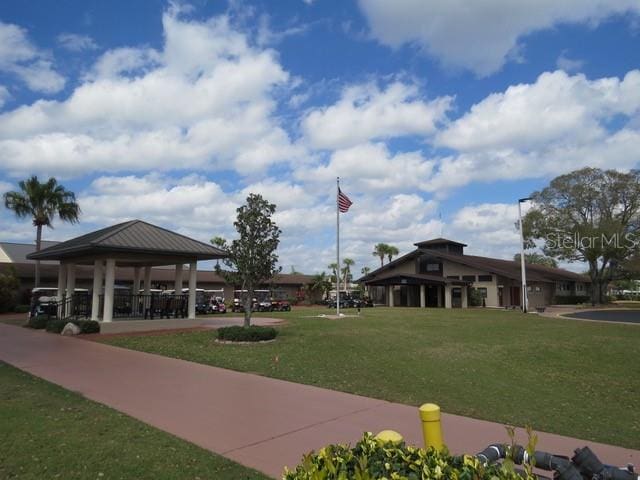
<box><xmin>1</xmin><ymin>323</ymin><xmax>638</xmax><ymax>478</ymax></box>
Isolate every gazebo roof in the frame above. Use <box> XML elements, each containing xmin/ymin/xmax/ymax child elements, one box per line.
<box><xmin>27</xmin><ymin>220</ymin><xmax>227</xmax><ymax>263</ymax></box>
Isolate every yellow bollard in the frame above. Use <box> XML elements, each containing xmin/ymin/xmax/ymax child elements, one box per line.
<box><xmin>375</xmin><ymin>430</ymin><xmax>404</xmax><ymax>445</ymax></box>
<box><xmin>419</xmin><ymin>403</ymin><xmax>444</xmax><ymax>451</ymax></box>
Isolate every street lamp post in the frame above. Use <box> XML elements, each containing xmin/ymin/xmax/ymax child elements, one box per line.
<box><xmin>518</xmin><ymin>197</ymin><xmax>532</xmax><ymax>313</ymax></box>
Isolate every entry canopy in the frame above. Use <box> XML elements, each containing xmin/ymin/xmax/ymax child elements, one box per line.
<box><xmin>27</xmin><ymin>220</ymin><xmax>228</xmax><ymax>267</ymax></box>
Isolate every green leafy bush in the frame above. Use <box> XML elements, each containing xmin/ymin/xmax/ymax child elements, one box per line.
<box><xmin>0</xmin><ymin>267</ymin><xmax>20</xmax><ymax>313</ymax></box>
<box><xmin>13</xmin><ymin>304</ymin><xmax>31</xmax><ymax>313</ymax></box>
<box><xmin>284</xmin><ymin>433</ymin><xmax>532</xmax><ymax>480</ymax></box>
<box><xmin>217</xmin><ymin>325</ymin><xmax>277</xmax><ymax>342</ymax></box>
<box><xmin>26</xmin><ymin>315</ymin><xmax>49</xmax><ymax>329</ymax></box>
<box><xmin>553</xmin><ymin>295</ymin><xmax>591</xmax><ymax>305</ymax></box>
<box><xmin>46</xmin><ymin>319</ymin><xmax>100</xmax><ymax>334</ymax></box>
<box><xmin>77</xmin><ymin>320</ymin><xmax>100</xmax><ymax>334</ymax></box>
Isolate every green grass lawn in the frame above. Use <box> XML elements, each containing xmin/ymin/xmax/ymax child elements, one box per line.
<box><xmin>0</xmin><ymin>362</ymin><xmax>269</xmax><ymax>480</ymax></box>
<box><xmin>103</xmin><ymin>307</ymin><xmax>640</xmax><ymax>450</ymax></box>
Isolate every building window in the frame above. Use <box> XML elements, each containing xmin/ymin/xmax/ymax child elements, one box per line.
<box><xmin>446</xmin><ymin>275</ymin><xmax>459</xmax><ymax>280</ymax></box>
<box><xmin>418</xmin><ymin>257</ymin><xmax>442</xmax><ymax>275</ymax></box>
<box><xmin>462</xmin><ymin>275</ymin><xmax>476</xmax><ymax>282</ymax></box>
<box><xmin>478</xmin><ymin>275</ymin><xmax>493</xmax><ymax>282</ymax></box>
<box><xmin>477</xmin><ymin>287</ymin><xmax>487</xmax><ymax>298</ymax></box>
<box><xmin>535</xmin><ymin>286</ymin><xmax>541</xmax><ymax>292</ymax></box>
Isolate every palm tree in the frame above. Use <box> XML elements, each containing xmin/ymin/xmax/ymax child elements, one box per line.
<box><xmin>386</xmin><ymin>245</ymin><xmax>399</xmax><ymax>263</ymax></box>
<box><xmin>372</xmin><ymin>243</ymin><xmax>388</xmax><ymax>267</ymax></box>
<box><xmin>361</xmin><ymin>266</ymin><xmax>371</xmax><ymax>276</ymax></box>
<box><xmin>342</xmin><ymin>257</ymin><xmax>354</xmax><ymax>287</ymax></box>
<box><xmin>4</xmin><ymin>176</ymin><xmax>80</xmax><ymax>287</ymax></box>
<box><xmin>327</xmin><ymin>262</ymin><xmax>339</xmax><ymax>283</ymax></box>
<box><xmin>309</xmin><ymin>272</ymin><xmax>331</xmax><ymax>301</ymax></box>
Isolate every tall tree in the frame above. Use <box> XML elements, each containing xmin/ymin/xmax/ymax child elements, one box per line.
<box><xmin>523</xmin><ymin>168</ymin><xmax>640</xmax><ymax>304</ymax></box>
<box><xmin>372</xmin><ymin>243</ymin><xmax>388</xmax><ymax>267</ymax></box>
<box><xmin>342</xmin><ymin>257</ymin><xmax>354</xmax><ymax>286</ymax></box>
<box><xmin>327</xmin><ymin>262</ymin><xmax>339</xmax><ymax>284</ymax></box>
<box><xmin>3</xmin><ymin>176</ymin><xmax>81</xmax><ymax>287</ymax></box>
<box><xmin>215</xmin><ymin>194</ymin><xmax>282</xmax><ymax>327</ymax></box>
<box><xmin>513</xmin><ymin>253</ymin><xmax>558</xmax><ymax>268</ymax></box>
<box><xmin>361</xmin><ymin>266</ymin><xmax>371</xmax><ymax>276</ymax></box>
<box><xmin>210</xmin><ymin>236</ymin><xmax>226</xmax><ymax>266</ymax></box>
<box><xmin>386</xmin><ymin>245</ymin><xmax>399</xmax><ymax>263</ymax></box>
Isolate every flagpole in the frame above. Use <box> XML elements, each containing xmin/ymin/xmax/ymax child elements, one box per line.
<box><xmin>336</xmin><ymin>177</ymin><xmax>340</xmax><ymax>317</ymax></box>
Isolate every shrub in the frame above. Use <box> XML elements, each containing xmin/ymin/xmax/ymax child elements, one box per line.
<box><xmin>26</xmin><ymin>315</ymin><xmax>49</xmax><ymax>329</ymax></box>
<box><xmin>13</xmin><ymin>304</ymin><xmax>31</xmax><ymax>313</ymax></box>
<box><xmin>46</xmin><ymin>318</ymin><xmax>100</xmax><ymax>334</ymax></box>
<box><xmin>284</xmin><ymin>433</ymin><xmax>532</xmax><ymax>480</ymax></box>
<box><xmin>217</xmin><ymin>325</ymin><xmax>277</xmax><ymax>342</ymax></box>
<box><xmin>76</xmin><ymin>320</ymin><xmax>100</xmax><ymax>334</ymax></box>
<box><xmin>0</xmin><ymin>267</ymin><xmax>20</xmax><ymax>313</ymax></box>
<box><xmin>553</xmin><ymin>295</ymin><xmax>591</xmax><ymax>305</ymax></box>
<box><xmin>46</xmin><ymin>318</ymin><xmax>68</xmax><ymax>333</ymax></box>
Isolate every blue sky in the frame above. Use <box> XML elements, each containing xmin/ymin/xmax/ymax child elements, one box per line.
<box><xmin>1</xmin><ymin>0</ymin><xmax>639</xmax><ymax>273</ymax></box>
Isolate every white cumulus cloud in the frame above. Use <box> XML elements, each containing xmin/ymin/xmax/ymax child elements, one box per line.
<box><xmin>358</xmin><ymin>0</ymin><xmax>640</xmax><ymax>76</ymax></box>
<box><xmin>0</xmin><ymin>21</ymin><xmax>65</xmax><ymax>93</ymax></box>
<box><xmin>0</xmin><ymin>8</ymin><xmax>298</xmax><ymax>178</ymax></box>
<box><xmin>302</xmin><ymin>81</ymin><xmax>451</xmax><ymax>149</ymax></box>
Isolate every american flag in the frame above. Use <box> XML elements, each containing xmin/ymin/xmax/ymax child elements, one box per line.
<box><xmin>338</xmin><ymin>188</ymin><xmax>353</xmax><ymax>213</ymax></box>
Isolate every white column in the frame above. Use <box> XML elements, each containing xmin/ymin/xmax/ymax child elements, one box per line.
<box><xmin>66</xmin><ymin>263</ymin><xmax>76</xmax><ymax>297</ymax></box>
<box><xmin>57</xmin><ymin>262</ymin><xmax>67</xmax><ymax>298</ymax></box>
<box><xmin>103</xmin><ymin>259</ymin><xmax>116</xmax><ymax>322</ymax></box>
<box><xmin>91</xmin><ymin>260</ymin><xmax>103</xmax><ymax>321</ymax></box>
<box><xmin>420</xmin><ymin>285</ymin><xmax>426</xmax><ymax>308</ymax></box>
<box><xmin>462</xmin><ymin>287</ymin><xmax>468</xmax><ymax>308</ymax></box>
<box><xmin>188</xmin><ymin>261</ymin><xmax>197</xmax><ymax>319</ymax></box>
<box><xmin>143</xmin><ymin>266</ymin><xmax>152</xmax><ymax>295</ymax></box>
<box><xmin>444</xmin><ymin>286</ymin><xmax>452</xmax><ymax>308</ymax></box>
<box><xmin>388</xmin><ymin>286</ymin><xmax>394</xmax><ymax>307</ymax></box>
<box><xmin>133</xmin><ymin>267</ymin><xmax>142</xmax><ymax>294</ymax></box>
<box><xmin>174</xmin><ymin>264</ymin><xmax>183</xmax><ymax>294</ymax></box>
<box><xmin>66</xmin><ymin>263</ymin><xmax>76</xmax><ymax>317</ymax></box>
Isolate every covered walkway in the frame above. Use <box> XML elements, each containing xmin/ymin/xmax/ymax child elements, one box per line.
<box><xmin>0</xmin><ymin>323</ymin><xmax>637</xmax><ymax>478</ymax></box>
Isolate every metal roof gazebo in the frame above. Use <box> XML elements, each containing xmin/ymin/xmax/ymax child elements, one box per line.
<box><xmin>27</xmin><ymin>220</ymin><xmax>227</xmax><ymax>322</ymax></box>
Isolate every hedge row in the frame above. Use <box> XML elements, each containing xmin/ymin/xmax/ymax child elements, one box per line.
<box><xmin>26</xmin><ymin>315</ymin><xmax>100</xmax><ymax>334</ymax></box>
<box><xmin>553</xmin><ymin>295</ymin><xmax>591</xmax><ymax>305</ymax></box>
<box><xmin>217</xmin><ymin>325</ymin><xmax>278</xmax><ymax>342</ymax></box>
<box><xmin>284</xmin><ymin>433</ymin><xmax>533</xmax><ymax>480</ymax></box>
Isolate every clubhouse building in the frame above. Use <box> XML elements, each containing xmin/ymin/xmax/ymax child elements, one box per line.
<box><xmin>359</xmin><ymin>238</ymin><xmax>590</xmax><ymax>309</ymax></box>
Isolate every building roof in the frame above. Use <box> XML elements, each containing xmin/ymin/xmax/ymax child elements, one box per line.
<box><xmin>366</xmin><ymin>272</ymin><xmax>470</xmax><ymax>286</ymax></box>
<box><xmin>0</xmin><ymin>240</ymin><xmax>59</xmax><ymax>264</ymax></box>
<box><xmin>1</xmin><ymin>262</ymin><xmax>314</xmax><ymax>287</ymax></box>
<box><xmin>413</xmin><ymin>238</ymin><xmax>468</xmax><ymax>248</ymax></box>
<box><xmin>359</xmin><ymin>242</ymin><xmax>589</xmax><ymax>284</ymax></box>
<box><xmin>27</xmin><ymin>220</ymin><xmax>227</xmax><ymax>262</ymax></box>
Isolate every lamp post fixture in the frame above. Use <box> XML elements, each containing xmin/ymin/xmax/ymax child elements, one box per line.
<box><xmin>518</xmin><ymin>197</ymin><xmax>532</xmax><ymax>313</ymax></box>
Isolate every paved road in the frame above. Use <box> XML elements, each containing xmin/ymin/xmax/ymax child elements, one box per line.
<box><xmin>566</xmin><ymin>309</ymin><xmax>640</xmax><ymax>324</ymax></box>
<box><xmin>1</xmin><ymin>323</ymin><xmax>638</xmax><ymax>478</ymax></box>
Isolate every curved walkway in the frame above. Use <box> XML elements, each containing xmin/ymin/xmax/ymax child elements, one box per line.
<box><xmin>0</xmin><ymin>323</ymin><xmax>638</xmax><ymax>478</ymax></box>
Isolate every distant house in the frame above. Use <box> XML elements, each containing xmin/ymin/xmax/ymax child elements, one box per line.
<box><xmin>359</xmin><ymin>238</ymin><xmax>590</xmax><ymax>309</ymax></box>
<box><xmin>0</xmin><ymin>239</ymin><xmax>313</xmax><ymax>304</ymax></box>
